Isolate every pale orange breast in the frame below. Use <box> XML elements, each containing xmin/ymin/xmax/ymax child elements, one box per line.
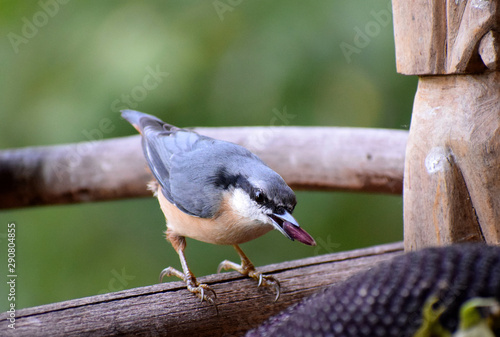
<box><xmin>157</xmin><ymin>187</ymin><xmax>273</xmax><ymax>245</ymax></box>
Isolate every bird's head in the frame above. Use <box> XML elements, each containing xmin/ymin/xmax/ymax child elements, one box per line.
<box><xmin>217</xmin><ymin>165</ymin><xmax>316</xmax><ymax>246</ymax></box>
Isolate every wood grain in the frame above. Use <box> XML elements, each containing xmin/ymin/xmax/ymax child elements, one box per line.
<box><xmin>392</xmin><ymin>0</ymin><xmax>499</xmax><ymax>75</ymax></box>
<box><xmin>479</xmin><ymin>30</ymin><xmax>500</xmax><ymax>70</ymax></box>
<box><xmin>0</xmin><ymin>242</ymin><xmax>404</xmax><ymax>337</ymax></box>
<box><xmin>404</xmin><ymin>71</ymin><xmax>500</xmax><ymax>249</ymax></box>
<box><xmin>0</xmin><ymin>127</ymin><xmax>408</xmax><ymax>209</ymax></box>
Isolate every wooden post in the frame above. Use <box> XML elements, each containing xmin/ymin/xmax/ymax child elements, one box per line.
<box><xmin>392</xmin><ymin>0</ymin><xmax>500</xmax><ymax>250</ymax></box>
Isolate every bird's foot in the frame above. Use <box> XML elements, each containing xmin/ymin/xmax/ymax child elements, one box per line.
<box><xmin>217</xmin><ymin>260</ymin><xmax>281</xmax><ymax>301</ymax></box>
<box><xmin>160</xmin><ymin>266</ymin><xmax>217</xmax><ymax>307</ymax></box>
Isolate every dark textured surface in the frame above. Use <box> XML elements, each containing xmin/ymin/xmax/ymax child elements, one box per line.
<box><xmin>247</xmin><ymin>244</ymin><xmax>500</xmax><ymax>337</ymax></box>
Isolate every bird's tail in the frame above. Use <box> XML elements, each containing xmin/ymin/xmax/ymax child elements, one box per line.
<box><xmin>121</xmin><ymin>109</ymin><xmax>173</xmax><ymax>134</ymax></box>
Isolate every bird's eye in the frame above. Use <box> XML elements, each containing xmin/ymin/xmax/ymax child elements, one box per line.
<box><xmin>253</xmin><ymin>190</ymin><xmax>265</xmax><ymax>204</ymax></box>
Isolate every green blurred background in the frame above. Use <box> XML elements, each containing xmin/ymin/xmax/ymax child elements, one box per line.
<box><xmin>0</xmin><ymin>1</ymin><xmax>416</xmax><ymax>311</ymax></box>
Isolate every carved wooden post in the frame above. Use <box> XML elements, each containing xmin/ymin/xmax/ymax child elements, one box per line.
<box><xmin>392</xmin><ymin>0</ymin><xmax>500</xmax><ymax>250</ymax></box>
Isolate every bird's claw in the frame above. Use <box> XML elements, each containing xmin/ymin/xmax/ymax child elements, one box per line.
<box><xmin>187</xmin><ymin>282</ymin><xmax>218</xmax><ymax>314</ymax></box>
<box><xmin>218</xmin><ymin>259</ymin><xmax>281</xmax><ymax>301</ymax></box>
<box><xmin>159</xmin><ymin>266</ymin><xmax>183</xmax><ymax>283</ymax></box>
<box><xmin>251</xmin><ymin>270</ymin><xmax>281</xmax><ymax>301</ymax></box>
<box><xmin>159</xmin><ymin>266</ymin><xmax>218</xmax><ymax>311</ymax></box>
<box><xmin>217</xmin><ymin>259</ymin><xmax>239</xmax><ymax>274</ymax></box>
<box><xmin>187</xmin><ymin>283</ymin><xmax>217</xmax><ymax>305</ymax></box>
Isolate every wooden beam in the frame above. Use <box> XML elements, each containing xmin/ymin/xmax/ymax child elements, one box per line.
<box><xmin>0</xmin><ymin>127</ymin><xmax>408</xmax><ymax>209</ymax></box>
<box><xmin>1</xmin><ymin>242</ymin><xmax>404</xmax><ymax>337</ymax></box>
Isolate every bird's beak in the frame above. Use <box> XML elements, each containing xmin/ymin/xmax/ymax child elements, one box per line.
<box><xmin>269</xmin><ymin>211</ymin><xmax>316</xmax><ymax>246</ymax></box>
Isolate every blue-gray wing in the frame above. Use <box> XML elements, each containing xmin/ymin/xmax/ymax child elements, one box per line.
<box><xmin>142</xmin><ymin>127</ymin><xmax>199</xmax><ymax>202</ymax></box>
<box><xmin>122</xmin><ymin>109</ymin><xmax>264</xmax><ymax>218</ymax></box>
<box><xmin>122</xmin><ymin>109</ymin><xmax>202</xmax><ymax>210</ymax></box>
<box><xmin>168</xmin><ymin>139</ymin><xmax>262</xmax><ymax>218</ymax></box>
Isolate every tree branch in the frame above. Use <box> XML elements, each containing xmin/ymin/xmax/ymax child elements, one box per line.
<box><xmin>0</xmin><ymin>127</ymin><xmax>407</xmax><ymax>209</ymax></box>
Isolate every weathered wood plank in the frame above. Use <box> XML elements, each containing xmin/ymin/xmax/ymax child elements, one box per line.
<box><xmin>0</xmin><ymin>127</ymin><xmax>408</xmax><ymax>209</ymax></box>
<box><xmin>1</xmin><ymin>242</ymin><xmax>404</xmax><ymax>337</ymax></box>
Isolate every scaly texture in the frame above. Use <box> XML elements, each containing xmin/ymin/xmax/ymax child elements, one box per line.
<box><xmin>247</xmin><ymin>244</ymin><xmax>500</xmax><ymax>337</ymax></box>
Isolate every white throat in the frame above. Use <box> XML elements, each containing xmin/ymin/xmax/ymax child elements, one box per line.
<box><xmin>229</xmin><ymin>188</ymin><xmax>271</xmax><ymax>226</ymax></box>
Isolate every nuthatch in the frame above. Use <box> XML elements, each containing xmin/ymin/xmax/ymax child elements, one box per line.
<box><xmin>122</xmin><ymin>110</ymin><xmax>316</xmax><ymax>305</ymax></box>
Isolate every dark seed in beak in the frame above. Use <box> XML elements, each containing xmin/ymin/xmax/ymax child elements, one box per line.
<box><xmin>283</xmin><ymin>221</ymin><xmax>316</xmax><ymax>246</ymax></box>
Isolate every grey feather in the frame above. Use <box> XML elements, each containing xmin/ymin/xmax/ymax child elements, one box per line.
<box><xmin>121</xmin><ymin>110</ymin><xmax>295</xmax><ymax>218</ymax></box>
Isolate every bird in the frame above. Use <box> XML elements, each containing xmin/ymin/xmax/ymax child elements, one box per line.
<box><xmin>121</xmin><ymin>110</ymin><xmax>316</xmax><ymax>306</ymax></box>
